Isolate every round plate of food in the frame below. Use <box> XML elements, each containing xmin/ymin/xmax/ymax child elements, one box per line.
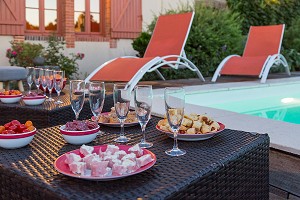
<box><xmin>54</xmin><ymin>144</ymin><xmax>156</xmax><ymax>181</ymax></box>
<box><xmin>96</xmin><ymin>112</ymin><xmax>139</xmax><ymax>127</ymax></box>
<box><xmin>156</xmin><ymin>114</ymin><xmax>225</xmax><ymax>141</ymax></box>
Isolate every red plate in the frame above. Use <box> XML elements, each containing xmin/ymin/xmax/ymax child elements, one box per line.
<box><xmin>156</xmin><ymin>122</ymin><xmax>225</xmax><ymax>141</ymax></box>
<box><xmin>54</xmin><ymin>144</ymin><xmax>156</xmax><ymax>181</ymax></box>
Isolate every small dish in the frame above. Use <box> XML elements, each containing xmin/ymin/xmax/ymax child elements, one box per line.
<box><xmin>0</xmin><ymin>94</ymin><xmax>22</xmax><ymax>104</ymax></box>
<box><xmin>59</xmin><ymin>125</ymin><xmax>100</xmax><ymax>145</ymax></box>
<box><xmin>156</xmin><ymin>122</ymin><xmax>225</xmax><ymax>141</ymax></box>
<box><xmin>22</xmin><ymin>95</ymin><xmax>46</xmax><ymax>105</ymax></box>
<box><xmin>98</xmin><ymin>112</ymin><xmax>139</xmax><ymax>127</ymax></box>
<box><xmin>0</xmin><ymin>128</ymin><xmax>37</xmax><ymax>149</ymax></box>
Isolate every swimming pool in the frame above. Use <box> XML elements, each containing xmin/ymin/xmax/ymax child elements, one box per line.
<box><xmin>185</xmin><ymin>82</ymin><xmax>300</xmax><ymax>124</ymax></box>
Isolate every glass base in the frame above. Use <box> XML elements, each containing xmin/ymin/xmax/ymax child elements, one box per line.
<box><xmin>54</xmin><ymin>100</ymin><xmax>63</xmax><ymax>104</ymax></box>
<box><xmin>46</xmin><ymin>97</ymin><xmax>54</xmax><ymax>102</ymax></box>
<box><xmin>114</xmin><ymin>135</ymin><xmax>130</xmax><ymax>143</ymax></box>
<box><xmin>138</xmin><ymin>141</ymin><xmax>153</xmax><ymax>148</ymax></box>
<box><xmin>165</xmin><ymin>148</ymin><xmax>186</xmax><ymax>156</ymax></box>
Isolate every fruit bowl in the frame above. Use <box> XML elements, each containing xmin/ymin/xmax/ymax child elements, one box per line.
<box><xmin>0</xmin><ymin>94</ymin><xmax>22</xmax><ymax>104</ymax></box>
<box><xmin>59</xmin><ymin>121</ymin><xmax>100</xmax><ymax>145</ymax></box>
<box><xmin>22</xmin><ymin>93</ymin><xmax>46</xmax><ymax>105</ymax></box>
<box><xmin>0</xmin><ymin>128</ymin><xmax>37</xmax><ymax>149</ymax></box>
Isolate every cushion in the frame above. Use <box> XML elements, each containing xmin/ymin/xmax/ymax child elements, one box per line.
<box><xmin>0</xmin><ymin>66</ymin><xmax>27</xmax><ymax>81</ymax></box>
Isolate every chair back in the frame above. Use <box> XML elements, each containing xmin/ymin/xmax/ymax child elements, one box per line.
<box><xmin>144</xmin><ymin>12</ymin><xmax>194</xmax><ymax>59</ymax></box>
<box><xmin>243</xmin><ymin>24</ymin><xmax>285</xmax><ymax>57</ymax></box>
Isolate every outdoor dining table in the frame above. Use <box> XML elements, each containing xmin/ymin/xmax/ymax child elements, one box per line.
<box><xmin>0</xmin><ymin>115</ymin><xmax>269</xmax><ymax>199</ymax></box>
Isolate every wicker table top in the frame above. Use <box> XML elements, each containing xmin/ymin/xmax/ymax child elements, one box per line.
<box><xmin>0</xmin><ymin>116</ymin><xmax>270</xmax><ymax>200</ymax></box>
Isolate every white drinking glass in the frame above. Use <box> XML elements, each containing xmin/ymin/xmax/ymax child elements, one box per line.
<box><xmin>40</xmin><ymin>69</ymin><xmax>48</xmax><ymax>97</ymax></box>
<box><xmin>33</xmin><ymin>68</ymin><xmax>41</xmax><ymax>93</ymax></box>
<box><xmin>26</xmin><ymin>67</ymin><xmax>34</xmax><ymax>94</ymax></box>
<box><xmin>70</xmin><ymin>80</ymin><xmax>85</xmax><ymax>120</ymax></box>
<box><xmin>134</xmin><ymin>85</ymin><xmax>153</xmax><ymax>148</ymax></box>
<box><xmin>113</xmin><ymin>83</ymin><xmax>131</xmax><ymax>143</ymax></box>
<box><xmin>46</xmin><ymin>69</ymin><xmax>54</xmax><ymax>101</ymax></box>
<box><xmin>164</xmin><ymin>87</ymin><xmax>186</xmax><ymax>156</ymax></box>
<box><xmin>88</xmin><ymin>81</ymin><xmax>105</xmax><ymax>121</ymax></box>
<box><xmin>53</xmin><ymin>70</ymin><xmax>64</xmax><ymax>104</ymax></box>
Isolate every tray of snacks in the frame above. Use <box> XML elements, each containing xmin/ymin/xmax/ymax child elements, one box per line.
<box><xmin>54</xmin><ymin>144</ymin><xmax>156</xmax><ymax>181</ymax></box>
<box><xmin>156</xmin><ymin>113</ymin><xmax>225</xmax><ymax>141</ymax></box>
<box><xmin>96</xmin><ymin>107</ymin><xmax>139</xmax><ymax>127</ymax></box>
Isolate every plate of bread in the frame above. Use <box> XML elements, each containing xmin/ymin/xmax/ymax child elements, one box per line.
<box><xmin>156</xmin><ymin>113</ymin><xmax>225</xmax><ymax>141</ymax></box>
<box><xmin>97</xmin><ymin>107</ymin><xmax>139</xmax><ymax>127</ymax></box>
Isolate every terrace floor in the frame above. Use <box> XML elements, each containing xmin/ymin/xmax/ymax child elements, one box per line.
<box><xmin>117</xmin><ymin>72</ymin><xmax>300</xmax><ymax>200</ymax></box>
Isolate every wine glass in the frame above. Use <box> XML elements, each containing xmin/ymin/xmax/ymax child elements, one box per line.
<box><xmin>88</xmin><ymin>81</ymin><xmax>105</xmax><ymax>122</ymax></box>
<box><xmin>40</xmin><ymin>69</ymin><xmax>48</xmax><ymax>97</ymax></box>
<box><xmin>113</xmin><ymin>83</ymin><xmax>131</xmax><ymax>143</ymax></box>
<box><xmin>164</xmin><ymin>87</ymin><xmax>186</xmax><ymax>156</ymax></box>
<box><xmin>70</xmin><ymin>80</ymin><xmax>85</xmax><ymax>120</ymax></box>
<box><xmin>26</xmin><ymin>67</ymin><xmax>34</xmax><ymax>94</ymax></box>
<box><xmin>46</xmin><ymin>69</ymin><xmax>54</xmax><ymax>101</ymax></box>
<box><xmin>33</xmin><ymin>68</ymin><xmax>41</xmax><ymax>93</ymax></box>
<box><xmin>134</xmin><ymin>85</ymin><xmax>153</xmax><ymax>148</ymax></box>
<box><xmin>53</xmin><ymin>70</ymin><xmax>64</xmax><ymax>104</ymax></box>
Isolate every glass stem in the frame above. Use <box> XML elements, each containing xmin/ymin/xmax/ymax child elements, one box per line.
<box><xmin>141</xmin><ymin>123</ymin><xmax>147</xmax><ymax>143</ymax></box>
<box><xmin>49</xmin><ymin>91</ymin><xmax>52</xmax><ymax>99</ymax></box>
<box><xmin>75</xmin><ymin>113</ymin><xmax>79</xmax><ymax>120</ymax></box>
<box><xmin>57</xmin><ymin>91</ymin><xmax>60</xmax><ymax>101</ymax></box>
<box><xmin>173</xmin><ymin>129</ymin><xmax>179</xmax><ymax>150</ymax></box>
<box><xmin>120</xmin><ymin>119</ymin><xmax>125</xmax><ymax>137</ymax></box>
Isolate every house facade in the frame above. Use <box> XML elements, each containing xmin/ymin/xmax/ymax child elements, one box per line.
<box><xmin>0</xmin><ymin>0</ymin><xmax>192</xmax><ymax>78</ymax></box>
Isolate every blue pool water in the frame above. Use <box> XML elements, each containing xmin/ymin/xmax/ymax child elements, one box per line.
<box><xmin>185</xmin><ymin>82</ymin><xmax>300</xmax><ymax>124</ymax></box>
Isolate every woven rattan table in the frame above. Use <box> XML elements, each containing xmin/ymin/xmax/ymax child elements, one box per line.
<box><xmin>0</xmin><ymin>116</ymin><xmax>269</xmax><ymax>200</ymax></box>
<box><xmin>0</xmin><ymin>93</ymin><xmax>113</xmax><ymax>129</ymax></box>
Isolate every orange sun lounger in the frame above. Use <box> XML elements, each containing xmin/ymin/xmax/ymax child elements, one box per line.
<box><xmin>212</xmin><ymin>24</ymin><xmax>290</xmax><ymax>83</ymax></box>
<box><xmin>85</xmin><ymin>12</ymin><xmax>205</xmax><ymax>91</ymax></box>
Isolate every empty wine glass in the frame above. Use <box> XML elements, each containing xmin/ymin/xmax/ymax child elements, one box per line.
<box><xmin>134</xmin><ymin>85</ymin><xmax>153</xmax><ymax>148</ymax></box>
<box><xmin>88</xmin><ymin>81</ymin><xmax>105</xmax><ymax>122</ymax></box>
<box><xmin>26</xmin><ymin>67</ymin><xmax>34</xmax><ymax>94</ymax></box>
<box><xmin>70</xmin><ymin>80</ymin><xmax>85</xmax><ymax>120</ymax></box>
<box><xmin>53</xmin><ymin>70</ymin><xmax>64</xmax><ymax>104</ymax></box>
<box><xmin>33</xmin><ymin>68</ymin><xmax>41</xmax><ymax>93</ymax></box>
<box><xmin>164</xmin><ymin>87</ymin><xmax>186</xmax><ymax>156</ymax></box>
<box><xmin>40</xmin><ymin>69</ymin><xmax>48</xmax><ymax>97</ymax></box>
<box><xmin>113</xmin><ymin>83</ymin><xmax>131</xmax><ymax>143</ymax></box>
<box><xmin>46</xmin><ymin>69</ymin><xmax>54</xmax><ymax>101</ymax></box>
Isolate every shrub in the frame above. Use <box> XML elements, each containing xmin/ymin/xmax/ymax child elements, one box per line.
<box><xmin>6</xmin><ymin>42</ymin><xmax>43</xmax><ymax>67</ymax></box>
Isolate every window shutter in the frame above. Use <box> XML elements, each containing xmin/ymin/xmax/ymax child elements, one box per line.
<box><xmin>110</xmin><ymin>0</ymin><xmax>142</xmax><ymax>39</ymax></box>
<box><xmin>0</xmin><ymin>0</ymin><xmax>25</xmax><ymax>35</ymax></box>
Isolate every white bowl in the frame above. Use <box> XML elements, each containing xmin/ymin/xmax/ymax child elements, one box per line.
<box><xmin>0</xmin><ymin>128</ymin><xmax>37</xmax><ymax>149</ymax></box>
<box><xmin>59</xmin><ymin>125</ymin><xmax>100</xmax><ymax>145</ymax></box>
<box><xmin>22</xmin><ymin>95</ymin><xmax>46</xmax><ymax>105</ymax></box>
<box><xmin>0</xmin><ymin>94</ymin><xmax>22</xmax><ymax>104</ymax></box>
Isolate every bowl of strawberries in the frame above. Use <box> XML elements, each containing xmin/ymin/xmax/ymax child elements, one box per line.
<box><xmin>0</xmin><ymin>120</ymin><xmax>37</xmax><ymax>149</ymax></box>
<box><xmin>0</xmin><ymin>90</ymin><xmax>22</xmax><ymax>104</ymax></box>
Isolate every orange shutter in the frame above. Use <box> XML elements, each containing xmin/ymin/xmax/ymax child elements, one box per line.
<box><xmin>0</xmin><ymin>0</ymin><xmax>25</xmax><ymax>35</ymax></box>
<box><xmin>110</xmin><ymin>0</ymin><xmax>142</xmax><ymax>39</ymax></box>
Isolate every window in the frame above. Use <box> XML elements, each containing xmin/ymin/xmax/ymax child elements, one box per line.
<box><xmin>74</xmin><ymin>0</ymin><xmax>102</xmax><ymax>34</ymax></box>
<box><xmin>26</xmin><ymin>0</ymin><xmax>58</xmax><ymax>32</ymax></box>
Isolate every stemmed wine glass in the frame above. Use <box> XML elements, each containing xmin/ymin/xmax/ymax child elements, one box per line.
<box><xmin>26</xmin><ymin>67</ymin><xmax>34</xmax><ymax>94</ymax></box>
<box><xmin>70</xmin><ymin>80</ymin><xmax>85</xmax><ymax>120</ymax></box>
<box><xmin>53</xmin><ymin>70</ymin><xmax>64</xmax><ymax>104</ymax></box>
<box><xmin>134</xmin><ymin>85</ymin><xmax>153</xmax><ymax>148</ymax></box>
<box><xmin>40</xmin><ymin>69</ymin><xmax>48</xmax><ymax>97</ymax></box>
<box><xmin>88</xmin><ymin>81</ymin><xmax>105</xmax><ymax>122</ymax></box>
<box><xmin>113</xmin><ymin>83</ymin><xmax>131</xmax><ymax>143</ymax></box>
<box><xmin>33</xmin><ymin>68</ymin><xmax>41</xmax><ymax>93</ymax></box>
<box><xmin>164</xmin><ymin>87</ymin><xmax>186</xmax><ymax>156</ymax></box>
<box><xmin>46</xmin><ymin>69</ymin><xmax>54</xmax><ymax>101</ymax></box>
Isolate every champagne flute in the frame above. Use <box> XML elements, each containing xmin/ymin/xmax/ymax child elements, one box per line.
<box><xmin>40</xmin><ymin>69</ymin><xmax>48</xmax><ymax>97</ymax></box>
<box><xmin>70</xmin><ymin>80</ymin><xmax>85</xmax><ymax>120</ymax></box>
<box><xmin>88</xmin><ymin>81</ymin><xmax>105</xmax><ymax>122</ymax></box>
<box><xmin>134</xmin><ymin>85</ymin><xmax>153</xmax><ymax>148</ymax></box>
<box><xmin>26</xmin><ymin>67</ymin><xmax>34</xmax><ymax>94</ymax></box>
<box><xmin>164</xmin><ymin>87</ymin><xmax>186</xmax><ymax>156</ymax></box>
<box><xmin>33</xmin><ymin>68</ymin><xmax>41</xmax><ymax>93</ymax></box>
<box><xmin>53</xmin><ymin>70</ymin><xmax>64</xmax><ymax>104</ymax></box>
<box><xmin>113</xmin><ymin>83</ymin><xmax>131</xmax><ymax>143</ymax></box>
<box><xmin>46</xmin><ymin>69</ymin><xmax>54</xmax><ymax>101</ymax></box>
